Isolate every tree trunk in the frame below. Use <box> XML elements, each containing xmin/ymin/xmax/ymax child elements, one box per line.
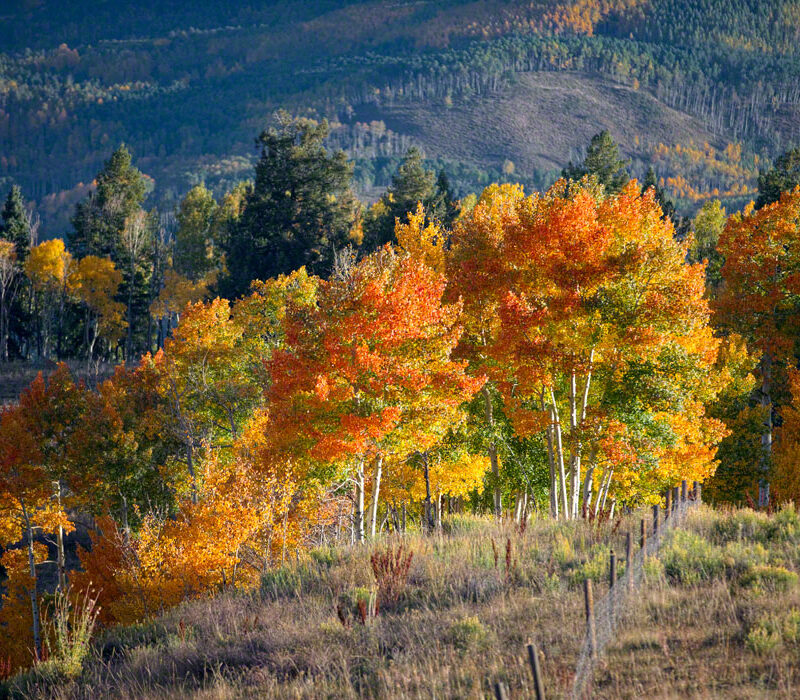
<box><xmin>369</xmin><ymin>455</ymin><xmax>383</xmax><ymax>539</ymax></box>
<box><xmin>541</xmin><ymin>390</ymin><xmax>559</xmax><ymax>519</ymax></box>
<box><xmin>354</xmin><ymin>459</ymin><xmax>365</xmax><ymax>543</ymax></box>
<box><xmin>20</xmin><ymin>500</ymin><xmax>42</xmax><ymax>660</ymax></box>
<box><xmin>549</xmin><ymin>387</ymin><xmax>569</xmax><ymax>518</ymax></box>
<box><xmin>423</xmin><ymin>452</ymin><xmax>434</xmax><ymax>532</ymax></box>
<box><xmin>759</xmin><ymin>353</ymin><xmax>773</xmax><ymax>508</ymax></box>
<box><xmin>482</xmin><ymin>386</ymin><xmax>502</xmax><ymax>519</ymax></box>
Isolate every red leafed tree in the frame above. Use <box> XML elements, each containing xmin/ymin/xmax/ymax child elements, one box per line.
<box><xmin>267</xmin><ymin>247</ymin><xmax>484</xmax><ymax>541</ymax></box>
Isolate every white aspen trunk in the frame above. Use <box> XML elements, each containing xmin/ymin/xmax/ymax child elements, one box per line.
<box><xmin>600</xmin><ymin>469</ymin><xmax>615</xmax><ymax>513</ymax></box>
<box><xmin>20</xmin><ymin>500</ymin><xmax>41</xmax><ymax>659</ymax></box>
<box><xmin>569</xmin><ymin>371</ymin><xmax>580</xmax><ymax>519</ymax></box>
<box><xmin>592</xmin><ymin>466</ymin><xmax>609</xmax><ymax>517</ymax></box>
<box><xmin>542</xmin><ymin>390</ymin><xmax>559</xmax><ymax>519</ymax></box>
<box><xmin>549</xmin><ymin>387</ymin><xmax>569</xmax><ymax>518</ymax></box>
<box><xmin>369</xmin><ymin>455</ymin><xmax>383</xmax><ymax>539</ymax></box>
<box><xmin>354</xmin><ymin>460</ymin><xmax>366</xmax><ymax>543</ymax></box>
<box><xmin>482</xmin><ymin>386</ymin><xmax>502</xmax><ymax>519</ymax></box>
<box><xmin>759</xmin><ymin>353</ymin><xmax>772</xmax><ymax>507</ymax></box>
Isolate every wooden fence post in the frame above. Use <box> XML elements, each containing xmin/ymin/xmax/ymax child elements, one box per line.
<box><xmin>640</xmin><ymin>518</ymin><xmax>647</xmax><ymax>551</ymax></box>
<box><xmin>527</xmin><ymin>642</ymin><xmax>546</xmax><ymax>700</ymax></box>
<box><xmin>665</xmin><ymin>489</ymin><xmax>671</xmax><ymax>519</ymax></box>
<box><xmin>402</xmin><ymin>502</ymin><xmax>406</xmax><ymax>533</ymax></box>
<box><xmin>695</xmin><ymin>481</ymin><xmax>702</xmax><ymax>503</ymax></box>
<box><xmin>584</xmin><ymin>578</ymin><xmax>596</xmax><ymax>656</ymax></box>
<box><xmin>652</xmin><ymin>504</ymin><xmax>659</xmax><ymax>536</ymax></box>
<box><xmin>681</xmin><ymin>480</ymin><xmax>688</xmax><ymax>504</ymax></box>
<box><xmin>609</xmin><ymin>549</ymin><xmax>616</xmax><ymax>589</ymax></box>
<box><xmin>625</xmin><ymin>532</ymin><xmax>633</xmax><ymax>589</ymax></box>
<box><xmin>672</xmin><ymin>486</ymin><xmax>680</xmax><ymax>513</ymax></box>
<box><xmin>494</xmin><ymin>681</ymin><xmax>509</xmax><ymax>700</ymax></box>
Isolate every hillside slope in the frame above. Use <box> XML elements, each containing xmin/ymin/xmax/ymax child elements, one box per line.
<box><xmin>6</xmin><ymin>506</ymin><xmax>800</xmax><ymax>698</ymax></box>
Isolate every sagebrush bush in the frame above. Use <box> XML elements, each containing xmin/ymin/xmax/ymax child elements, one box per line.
<box><xmin>738</xmin><ymin>565</ymin><xmax>798</xmax><ymax>592</ymax></box>
<box><xmin>445</xmin><ymin>615</ymin><xmax>490</xmax><ymax>653</ymax></box>
<box><xmin>661</xmin><ymin>531</ymin><xmax>725</xmax><ymax>584</ymax></box>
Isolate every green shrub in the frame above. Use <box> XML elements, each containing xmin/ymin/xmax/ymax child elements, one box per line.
<box><xmin>761</xmin><ymin>506</ymin><xmax>800</xmax><ymax>543</ymax></box>
<box><xmin>100</xmin><ymin>621</ymin><xmax>169</xmax><ymax>659</ymax></box>
<box><xmin>309</xmin><ymin>546</ymin><xmax>341</xmax><ymax>568</ymax></box>
<box><xmin>746</xmin><ymin>617</ymin><xmax>783</xmax><ymax>655</ymax></box>
<box><xmin>260</xmin><ymin>565</ymin><xmax>306</xmax><ymax>600</ymax></box>
<box><xmin>661</xmin><ymin>531</ymin><xmax>724</xmax><ymax>584</ymax></box>
<box><xmin>782</xmin><ymin>608</ymin><xmax>800</xmax><ymax>643</ymax></box>
<box><xmin>738</xmin><ymin>565</ymin><xmax>798</xmax><ymax>592</ymax></box>
<box><xmin>445</xmin><ymin>616</ymin><xmax>490</xmax><ymax>653</ymax></box>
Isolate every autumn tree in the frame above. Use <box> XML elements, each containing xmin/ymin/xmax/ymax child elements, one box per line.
<box><xmin>452</xmin><ymin>179</ymin><xmax>724</xmax><ymax>519</ymax></box>
<box><xmin>715</xmin><ymin>190</ymin><xmax>800</xmax><ymax>506</ymax></box>
<box><xmin>24</xmin><ymin>239</ymin><xmax>75</xmax><ymax>360</ymax></box>
<box><xmin>72</xmin><ymin>255</ymin><xmax>126</xmax><ymax>369</ymax></box>
<box><xmin>267</xmin><ymin>247</ymin><xmax>483</xmax><ymax>541</ymax></box>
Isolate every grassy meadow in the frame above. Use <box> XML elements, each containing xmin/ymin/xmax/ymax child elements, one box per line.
<box><xmin>3</xmin><ymin>504</ymin><xmax>800</xmax><ymax>699</ymax></box>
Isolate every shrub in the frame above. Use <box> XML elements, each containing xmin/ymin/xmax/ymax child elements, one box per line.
<box><xmin>44</xmin><ymin>587</ymin><xmax>101</xmax><ymax>679</ymax></box>
<box><xmin>761</xmin><ymin>506</ymin><xmax>800</xmax><ymax>543</ymax></box>
<box><xmin>738</xmin><ymin>565</ymin><xmax>798</xmax><ymax>592</ymax></box>
<box><xmin>746</xmin><ymin>618</ymin><xmax>783</xmax><ymax>655</ymax></box>
<box><xmin>445</xmin><ymin>616</ymin><xmax>489</xmax><ymax>653</ymax></box>
<box><xmin>661</xmin><ymin>531</ymin><xmax>724</xmax><ymax>584</ymax></box>
<box><xmin>782</xmin><ymin>608</ymin><xmax>800</xmax><ymax>643</ymax></box>
<box><xmin>260</xmin><ymin>565</ymin><xmax>306</xmax><ymax>600</ymax></box>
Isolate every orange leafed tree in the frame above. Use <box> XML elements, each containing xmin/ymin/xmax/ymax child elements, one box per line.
<box><xmin>267</xmin><ymin>247</ymin><xmax>484</xmax><ymax>541</ymax></box>
<box><xmin>451</xmin><ymin>179</ymin><xmax>725</xmax><ymax>518</ymax></box>
<box><xmin>715</xmin><ymin>189</ymin><xmax>800</xmax><ymax>506</ymax></box>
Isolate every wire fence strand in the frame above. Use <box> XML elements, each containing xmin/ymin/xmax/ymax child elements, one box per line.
<box><xmin>569</xmin><ymin>494</ymin><xmax>699</xmax><ymax>699</ymax></box>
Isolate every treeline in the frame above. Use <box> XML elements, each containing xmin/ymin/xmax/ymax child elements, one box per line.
<box><xmin>3</xmin><ymin>1</ymin><xmax>800</xmax><ymax>227</ymax></box>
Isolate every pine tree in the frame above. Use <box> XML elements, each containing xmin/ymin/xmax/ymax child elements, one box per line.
<box><xmin>563</xmin><ymin>130</ymin><xmax>630</xmax><ymax>194</ymax></box>
<box><xmin>1</xmin><ymin>187</ymin><xmax>32</xmax><ymax>262</ymax></box>
<box><xmin>363</xmin><ymin>147</ymin><xmax>437</xmax><ymax>250</ymax></box>
<box><xmin>756</xmin><ymin>147</ymin><xmax>800</xmax><ymax>209</ymax></box>
<box><xmin>219</xmin><ymin>114</ymin><xmax>359</xmax><ymax>299</ymax></box>
<box><xmin>70</xmin><ymin>145</ymin><xmax>148</xmax><ymax>259</ymax></box>
<box><xmin>430</xmin><ymin>169</ymin><xmax>459</xmax><ymax>229</ymax></box>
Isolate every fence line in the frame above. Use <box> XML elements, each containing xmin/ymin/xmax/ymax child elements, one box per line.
<box><xmin>569</xmin><ymin>483</ymin><xmax>700</xmax><ymax>699</ymax></box>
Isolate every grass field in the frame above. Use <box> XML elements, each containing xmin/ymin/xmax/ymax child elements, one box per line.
<box><xmin>4</xmin><ymin>505</ymin><xmax>800</xmax><ymax>699</ymax></box>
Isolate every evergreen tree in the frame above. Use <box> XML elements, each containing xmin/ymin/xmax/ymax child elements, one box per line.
<box><xmin>71</xmin><ymin>145</ymin><xmax>152</xmax><ymax>360</ymax></box>
<box><xmin>219</xmin><ymin>114</ymin><xmax>359</xmax><ymax>299</ymax></box>
<box><xmin>756</xmin><ymin>147</ymin><xmax>800</xmax><ymax>209</ymax></box>
<box><xmin>70</xmin><ymin>145</ymin><xmax>148</xmax><ymax>259</ymax></box>
<box><xmin>363</xmin><ymin>147</ymin><xmax>436</xmax><ymax>250</ymax></box>
<box><xmin>430</xmin><ymin>169</ymin><xmax>460</xmax><ymax>229</ymax></box>
<box><xmin>0</xmin><ymin>186</ymin><xmax>32</xmax><ymax>262</ymax></box>
<box><xmin>563</xmin><ymin>130</ymin><xmax>630</xmax><ymax>194</ymax></box>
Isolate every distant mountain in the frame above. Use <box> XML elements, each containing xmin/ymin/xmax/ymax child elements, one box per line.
<box><xmin>1</xmin><ymin>0</ymin><xmax>799</xmax><ymax>231</ymax></box>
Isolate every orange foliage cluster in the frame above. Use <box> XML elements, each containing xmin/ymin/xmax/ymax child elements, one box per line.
<box><xmin>652</xmin><ymin>141</ymin><xmax>758</xmax><ymax>202</ymax></box>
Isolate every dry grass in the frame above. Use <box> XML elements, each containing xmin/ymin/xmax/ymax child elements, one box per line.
<box><xmin>5</xmin><ymin>505</ymin><xmax>798</xmax><ymax>699</ymax></box>
<box><xmin>595</xmin><ymin>506</ymin><xmax>800</xmax><ymax>699</ymax></box>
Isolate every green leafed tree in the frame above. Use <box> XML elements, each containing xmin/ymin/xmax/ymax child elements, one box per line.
<box><xmin>756</xmin><ymin>147</ymin><xmax>800</xmax><ymax>209</ymax></box>
<box><xmin>562</xmin><ymin>130</ymin><xmax>630</xmax><ymax>194</ymax></box>
<box><xmin>174</xmin><ymin>184</ymin><xmax>219</xmax><ymax>282</ymax></box>
<box><xmin>219</xmin><ymin>113</ymin><xmax>359</xmax><ymax>299</ymax></box>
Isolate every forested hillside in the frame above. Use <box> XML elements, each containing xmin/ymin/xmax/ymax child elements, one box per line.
<box><xmin>2</xmin><ymin>0</ymin><xmax>800</xmax><ymax>231</ymax></box>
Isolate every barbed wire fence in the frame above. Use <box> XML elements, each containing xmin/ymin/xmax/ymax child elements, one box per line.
<box><xmin>569</xmin><ymin>481</ymin><xmax>701</xmax><ymax>700</ymax></box>
<box><xmin>493</xmin><ymin>481</ymin><xmax>702</xmax><ymax>700</ymax></box>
